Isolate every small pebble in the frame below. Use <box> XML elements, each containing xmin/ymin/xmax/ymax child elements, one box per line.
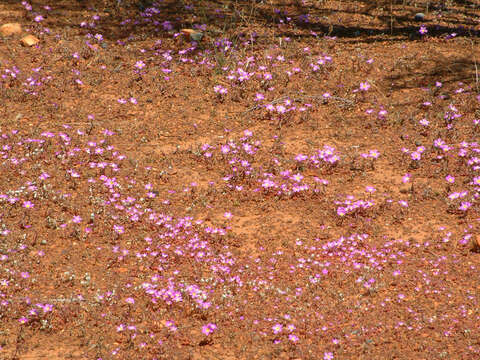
<box><xmin>414</xmin><ymin>13</ymin><xmax>425</xmax><ymax>22</ymax></box>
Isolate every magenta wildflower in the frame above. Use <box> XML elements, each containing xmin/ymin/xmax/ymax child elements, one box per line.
<box><xmin>134</xmin><ymin>60</ymin><xmax>146</xmax><ymax>69</ymax></box>
<box><xmin>292</xmin><ymin>173</ymin><xmax>304</xmax><ymax>182</ymax></box>
<box><xmin>459</xmin><ymin>202</ymin><xmax>471</xmax><ymax>211</ymax></box>
<box><xmin>113</xmin><ymin>224</ymin><xmax>124</xmax><ymax>234</ymax></box>
<box><xmin>369</xmin><ymin>149</ymin><xmax>380</xmax><ymax>158</ymax></box>
<box><xmin>359</xmin><ymin>82</ymin><xmax>370</xmax><ymax>91</ymax></box>
<box><xmin>214</xmin><ymin>85</ymin><xmax>228</xmax><ymax>95</ymax></box>
<box><xmin>445</xmin><ymin>175</ymin><xmax>455</xmax><ymax>184</ymax></box>
<box><xmin>288</xmin><ymin>334</ymin><xmax>299</xmax><ymax>342</ymax></box>
<box><xmin>272</xmin><ymin>323</ymin><xmax>283</xmax><ymax>334</ymax></box>
<box><xmin>276</xmin><ymin>104</ymin><xmax>286</xmax><ymax>114</ymax></box>
<box><xmin>262</xmin><ymin>179</ymin><xmax>276</xmax><ymax>189</ymax></box>
<box><xmin>324</xmin><ymin>352</ymin><xmax>334</xmax><ymax>360</ymax></box>
<box><xmin>419</xmin><ymin>118</ymin><xmax>429</xmax><ymax>126</ymax></box>
<box><xmin>255</xmin><ymin>93</ymin><xmax>264</xmax><ymax>101</ymax></box>
<box><xmin>23</xmin><ymin>201</ymin><xmax>34</xmax><ymax>209</ymax></box>
<box><xmin>201</xmin><ymin>323</ymin><xmax>217</xmax><ymax>336</ymax></box>
<box><xmin>286</xmin><ymin>324</ymin><xmax>296</xmax><ymax>332</ymax></box>
<box><xmin>165</xmin><ymin>320</ymin><xmax>177</xmax><ymax>332</ymax></box>
<box><xmin>411</xmin><ymin>152</ymin><xmax>421</xmax><ymax>161</ymax></box>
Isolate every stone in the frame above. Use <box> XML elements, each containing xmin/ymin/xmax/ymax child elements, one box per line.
<box><xmin>472</xmin><ymin>235</ymin><xmax>480</xmax><ymax>253</ymax></box>
<box><xmin>181</xmin><ymin>28</ymin><xmax>203</xmax><ymax>42</ymax></box>
<box><xmin>0</xmin><ymin>23</ymin><xmax>22</xmax><ymax>36</ymax></box>
<box><xmin>20</xmin><ymin>34</ymin><xmax>39</xmax><ymax>47</ymax></box>
<box><xmin>414</xmin><ymin>13</ymin><xmax>425</xmax><ymax>22</ymax></box>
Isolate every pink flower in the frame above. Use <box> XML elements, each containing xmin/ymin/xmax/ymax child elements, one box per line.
<box><xmin>272</xmin><ymin>323</ymin><xmax>283</xmax><ymax>334</ymax></box>
<box><xmin>419</xmin><ymin>118</ymin><xmax>429</xmax><ymax>126</ymax></box>
<box><xmin>202</xmin><ymin>323</ymin><xmax>217</xmax><ymax>336</ymax></box>
<box><xmin>255</xmin><ymin>93</ymin><xmax>264</xmax><ymax>101</ymax></box>
<box><xmin>324</xmin><ymin>352</ymin><xmax>334</xmax><ymax>360</ymax></box>
<box><xmin>410</xmin><ymin>151</ymin><xmax>421</xmax><ymax>161</ymax></box>
<box><xmin>113</xmin><ymin>224</ymin><xmax>124</xmax><ymax>234</ymax></box>
<box><xmin>276</xmin><ymin>104</ymin><xmax>286</xmax><ymax>114</ymax></box>
<box><xmin>23</xmin><ymin>201</ymin><xmax>34</xmax><ymax>209</ymax></box>
<box><xmin>459</xmin><ymin>202</ymin><xmax>471</xmax><ymax>211</ymax></box>
<box><xmin>286</xmin><ymin>324</ymin><xmax>296</xmax><ymax>332</ymax></box>
<box><xmin>288</xmin><ymin>334</ymin><xmax>299</xmax><ymax>342</ymax></box>
<box><xmin>369</xmin><ymin>149</ymin><xmax>380</xmax><ymax>158</ymax></box>
<box><xmin>134</xmin><ymin>60</ymin><xmax>146</xmax><ymax>69</ymax></box>
<box><xmin>292</xmin><ymin>173</ymin><xmax>303</xmax><ymax>182</ymax></box>
<box><xmin>262</xmin><ymin>179</ymin><xmax>275</xmax><ymax>188</ymax></box>
<box><xmin>359</xmin><ymin>82</ymin><xmax>370</xmax><ymax>91</ymax></box>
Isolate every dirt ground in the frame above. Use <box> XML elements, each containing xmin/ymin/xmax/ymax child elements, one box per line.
<box><xmin>1</xmin><ymin>0</ymin><xmax>480</xmax><ymax>359</ymax></box>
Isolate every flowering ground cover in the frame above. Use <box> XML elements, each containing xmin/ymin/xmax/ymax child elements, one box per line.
<box><xmin>1</xmin><ymin>0</ymin><xmax>480</xmax><ymax>358</ymax></box>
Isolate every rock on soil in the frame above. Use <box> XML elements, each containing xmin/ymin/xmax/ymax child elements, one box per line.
<box><xmin>20</xmin><ymin>34</ymin><xmax>39</xmax><ymax>47</ymax></box>
<box><xmin>0</xmin><ymin>22</ymin><xmax>22</xmax><ymax>36</ymax></box>
<box><xmin>414</xmin><ymin>13</ymin><xmax>425</xmax><ymax>21</ymax></box>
